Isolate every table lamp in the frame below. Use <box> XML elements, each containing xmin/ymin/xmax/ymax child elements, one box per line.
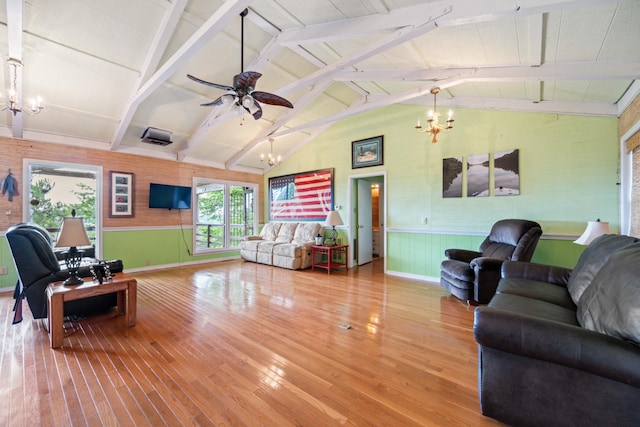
<box><xmin>325</xmin><ymin>210</ymin><xmax>343</xmax><ymax>246</ymax></box>
<box><xmin>55</xmin><ymin>210</ymin><xmax>91</xmax><ymax>285</ymax></box>
<box><xmin>574</xmin><ymin>218</ymin><xmax>610</xmax><ymax>245</ymax></box>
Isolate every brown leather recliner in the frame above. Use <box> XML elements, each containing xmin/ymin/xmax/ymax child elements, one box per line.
<box><xmin>440</xmin><ymin>219</ymin><xmax>542</xmax><ymax>304</ymax></box>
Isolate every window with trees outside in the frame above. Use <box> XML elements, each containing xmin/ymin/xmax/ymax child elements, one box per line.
<box><xmin>26</xmin><ymin>160</ymin><xmax>102</xmax><ymax>253</ymax></box>
<box><xmin>194</xmin><ymin>178</ymin><xmax>257</xmax><ymax>252</ymax></box>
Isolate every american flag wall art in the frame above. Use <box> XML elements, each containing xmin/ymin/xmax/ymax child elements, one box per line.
<box><xmin>269</xmin><ymin>168</ymin><xmax>334</xmax><ymax>221</ymax></box>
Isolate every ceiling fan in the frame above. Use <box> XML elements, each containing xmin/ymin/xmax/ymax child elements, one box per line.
<box><xmin>187</xmin><ymin>9</ymin><xmax>293</xmax><ymax>120</ymax></box>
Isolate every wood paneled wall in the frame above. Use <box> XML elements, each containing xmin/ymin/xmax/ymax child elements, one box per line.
<box><xmin>620</xmin><ymin>92</ymin><xmax>640</xmax><ymax>140</ymax></box>
<box><xmin>0</xmin><ymin>137</ymin><xmax>264</xmax><ymax>231</ymax></box>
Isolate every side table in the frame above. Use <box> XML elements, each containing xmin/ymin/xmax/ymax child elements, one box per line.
<box><xmin>46</xmin><ymin>273</ymin><xmax>137</xmax><ymax>349</ymax></box>
<box><xmin>312</xmin><ymin>244</ymin><xmax>349</xmax><ymax>274</ymax></box>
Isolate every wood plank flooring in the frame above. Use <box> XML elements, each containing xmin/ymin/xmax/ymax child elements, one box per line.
<box><xmin>0</xmin><ymin>259</ymin><xmax>503</xmax><ymax>426</ymax></box>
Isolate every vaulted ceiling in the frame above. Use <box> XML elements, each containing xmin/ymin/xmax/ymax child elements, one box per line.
<box><xmin>1</xmin><ymin>0</ymin><xmax>639</xmax><ymax>174</ymax></box>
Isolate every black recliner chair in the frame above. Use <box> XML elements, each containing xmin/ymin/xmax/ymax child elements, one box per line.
<box><xmin>7</xmin><ymin>223</ymin><xmax>120</xmax><ymax>324</ymax></box>
<box><xmin>440</xmin><ymin>219</ymin><xmax>542</xmax><ymax>304</ymax></box>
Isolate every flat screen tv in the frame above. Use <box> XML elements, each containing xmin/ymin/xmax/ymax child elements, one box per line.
<box><xmin>148</xmin><ymin>183</ymin><xmax>192</xmax><ymax>210</ymax></box>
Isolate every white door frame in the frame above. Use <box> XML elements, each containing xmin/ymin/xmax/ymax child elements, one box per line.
<box><xmin>348</xmin><ymin>171</ymin><xmax>387</xmax><ymax>271</ymax></box>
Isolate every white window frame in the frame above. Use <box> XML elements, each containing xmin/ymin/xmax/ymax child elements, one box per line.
<box><xmin>22</xmin><ymin>158</ymin><xmax>103</xmax><ymax>258</ymax></box>
<box><xmin>192</xmin><ymin>177</ymin><xmax>258</xmax><ymax>254</ymax></box>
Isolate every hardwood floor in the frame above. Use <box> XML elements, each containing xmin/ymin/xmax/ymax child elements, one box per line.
<box><xmin>0</xmin><ymin>259</ymin><xmax>502</xmax><ymax>426</ymax></box>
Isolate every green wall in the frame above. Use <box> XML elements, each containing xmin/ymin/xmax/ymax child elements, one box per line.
<box><xmin>102</xmin><ymin>228</ymin><xmax>239</xmax><ymax>270</ymax></box>
<box><xmin>0</xmin><ymin>229</ymin><xmax>240</xmax><ymax>291</ymax></box>
<box><xmin>267</xmin><ymin>104</ymin><xmax>619</xmax><ymax>277</ymax></box>
<box><xmin>0</xmin><ymin>238</ymin><xmax>18</xmax><ymax>290</ymax></box>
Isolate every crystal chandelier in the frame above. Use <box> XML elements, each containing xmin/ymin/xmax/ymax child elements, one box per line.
<box><xmin>1</xmin><ymin>58</ymin><xmax>43</xmax><ymax>116</ymax></box>
<box><xmin>261</xmin><ymin>139</ymin><xmax>281</xmax><ymax>166</ymax></box>
<box><xmin>415</xmin><ymin>87</ymin><xmax>453</xmax><ymax>143</ymax></box>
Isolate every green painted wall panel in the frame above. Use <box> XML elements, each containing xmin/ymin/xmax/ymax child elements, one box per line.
<box><xmin>0</xmin><ymin>229</ymin><xmax>241</xmax><ymax>291</ymax></box>
<box><xmin>387</xmin><ymin>231</ymin><xmax>583</xmax><ymax>279</ymax></box>
<box><xmin>103</xmin><ymin>229</ymin><xmax>239</xmax><ymax>270</ymax></box>
<box><xmin>0</xmin><ymin>237</ymin><xmax>18</xmax><ymax>290</ymax></box>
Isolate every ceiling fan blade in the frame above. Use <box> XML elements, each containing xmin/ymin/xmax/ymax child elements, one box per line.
<box><xmin>187</xmin><ymin>74</ymin><xmax>235</xmax><ymax>91</ymax></box>
<box><xmin>252</xmin><ymin>91</ymin><xmax>294</xmax><ymax>109</ymax></box>
<box><xmin>234</xmin><ymin>71</ymin><xmax>262</xmax><ymax>91</ymax></box>
<box><xmin>200</xmin><ymin>96</ymin><xmax>225</xmax><ymax>107</ymax></box>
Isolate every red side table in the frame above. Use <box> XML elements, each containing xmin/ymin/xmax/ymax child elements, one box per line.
<box><xmin>311</xmin><ymin>244</ymin><xmax>349</xmax><ymax>274</ymax></box>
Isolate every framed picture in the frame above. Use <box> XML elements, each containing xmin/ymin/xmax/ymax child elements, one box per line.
<box><xmin>269</xmin><ymin>168</ymin><xmax>333</xmax><ymax>221</ymax></box>
<box><xmin>494</xmin><ymin>149</ymin><xmax>520</xmax><ymax>196</ymax></box>
<box><xmin>109</xmin><ymin>171</ymin><xmax>134</xmax><ymax>217</ymax></box>
<box><xmin>443</xmin><ymin>156</ymin><xmax>463</xmax><ymax>198</ymax></box>
<box><xmin>352</xmin><ymin>135</ymin><xmax>383</xmax><ymax>169</ymax></box>
<box><xmin>467</xmin><ymin>153</ymin><xmax>490</xmax><ymax>197</ymax></box>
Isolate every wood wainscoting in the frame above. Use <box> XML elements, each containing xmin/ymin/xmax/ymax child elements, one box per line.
<box><xmin>0</xmin><ymin>260</ymin><xmax>502</xmax><ymax>426</ymax></box>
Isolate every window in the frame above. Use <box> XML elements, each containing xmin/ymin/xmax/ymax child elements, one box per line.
<box><xmin>24</xmin><ymin>159</ymin><xmax>102</xmax><ymax>254</ymax></box>
<box><xmin>631</xmin><ymin>146</ymin><xmax>640</xmax><ymax>237</ymax></box>
<box><xmin>194</xmin><ymin>178</ymin><xmax>257</xmax><ymax>252</ymax></box>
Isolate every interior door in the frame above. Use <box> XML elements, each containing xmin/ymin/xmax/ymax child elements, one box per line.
<box><xmin>357</xmin><ymin>179</ymin><xmax>373</xmax><ymax>265</ymax></box>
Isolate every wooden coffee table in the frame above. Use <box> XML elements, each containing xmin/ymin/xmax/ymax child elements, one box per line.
<box><xmin>46</xmin><ymin>273</ymin><xmax>137</xmax><ymax>349</ymax></box>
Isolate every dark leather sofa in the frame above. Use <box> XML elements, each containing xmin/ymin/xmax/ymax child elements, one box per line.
<box><xmin>7</xmin><ymin>223</ymin><xmax>123</xmax><ymax>323</ymax></box>
<box><xmin>473</xmin><ymin>234</ymin><xmax>640</xmax><ymax>427</ymax></box>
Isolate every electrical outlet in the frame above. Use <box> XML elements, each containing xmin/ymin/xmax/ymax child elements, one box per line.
<box><xmin>0</xmin><ymin>266</ymin><xmax>7</xmax><ymax>275</ymax></box>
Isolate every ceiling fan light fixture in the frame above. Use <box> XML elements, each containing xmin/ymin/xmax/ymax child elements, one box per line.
<box><xmin>221</xmin><ymin>94</ymin><xmax>235</xmax><ymax>106</ymax></box>
<box><xmin>186</xmin><ymin>9</ymin><xmax>293</xmax><ymax>121</ymax></box>
<box><xmin>242</xmin><ymin>94</ymin><xmax>254</xmax><ymax>109</ymax></box>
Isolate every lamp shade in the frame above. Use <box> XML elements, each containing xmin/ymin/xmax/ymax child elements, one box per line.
<box><xmin>574</xmin><ymin>220</ymin><xmax>610</xmax><ymax>245</ymax></box>
<box><xmin>55</xmin><ymin>217</ymin><xmax>91</xmax><ymax>248</ymax></box>
<box><xmin>325</xmin><ymin>210</ymin><xmax>343</xmax><ymax>227</ymax></box>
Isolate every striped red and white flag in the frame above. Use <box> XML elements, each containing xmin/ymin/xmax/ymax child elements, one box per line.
<box><xmin>270</xmin><ymin>170</ymin><xmax>332</xmax><ymax>220</ymax></box>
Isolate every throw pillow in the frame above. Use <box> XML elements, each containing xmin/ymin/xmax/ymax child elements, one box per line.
<box><xmin>275</xmin><ymin>222</ymin><xmax>299</xmax><ymax>242</ymax></box>
<box><xmin>577</xmin><ymin>244</ymin><xmax>640</xmax><ymax>345</ymax></box>
<box><xmin>260</xmin><ymin>222</ymin><xmax>282</xmax><ymax>241</ymax></box>
<box><xmin>567</xmin><ymin>234</ymin><xmax>638</xmax><ymax>304</ymax></box>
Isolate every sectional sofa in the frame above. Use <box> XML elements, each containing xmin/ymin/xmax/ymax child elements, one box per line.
<box><xmin>473</xmin><ymin>234</ymin><xmax>640</xmax><ymax>427</ymax></box>
<box><xmin>240</xmin><ymin>222</ymin><xmax>322</xmax><ymax>270</ymax></box>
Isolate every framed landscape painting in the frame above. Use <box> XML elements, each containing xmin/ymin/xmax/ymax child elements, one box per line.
<box><xmin>443</xmin><ymin>156</ymin><xmax>463</xmax><ymax>198</ymax></box>
<box><xmin>494</xmin><ymin>149</ymin><xmax>520</xmax><ymax>195</ymax></box>
<box><xmin>352</xmin><ymin>135</ymin><xmax>383</xmax><ymax>169</ymax></box>
<box><xmin>467</xmin><ymin>153</ymin><xmax>490</xmax><ymax>197</ymax></box>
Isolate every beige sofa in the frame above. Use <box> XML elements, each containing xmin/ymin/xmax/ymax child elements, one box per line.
<box><xmin>240</xmin><ymin>222</ymin><xmax>322</xmax><ymax>270</ymax></box>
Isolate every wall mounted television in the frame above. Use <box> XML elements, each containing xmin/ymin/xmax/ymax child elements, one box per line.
<box><xmin>148</xmin><ymin>183</ymin><xmax>192</xmax><ymax>210</ymax></box>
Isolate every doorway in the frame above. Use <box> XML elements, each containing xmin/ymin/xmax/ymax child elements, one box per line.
<box><xmin>349</xmin><ymin>173</ymin><xmax>386</xmax><ymax>268</ymax></box>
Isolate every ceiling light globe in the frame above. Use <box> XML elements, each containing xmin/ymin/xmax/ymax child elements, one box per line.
<box><xmin>242</xmin><ymin>95</ymin><xmax>254</xmax><ymax>109</ymax></box>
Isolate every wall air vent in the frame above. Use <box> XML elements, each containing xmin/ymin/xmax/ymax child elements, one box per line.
<box><xmin>141</xmin><ymin>127</ymin><xmax>172</xmax><ymax>146</ymax></box>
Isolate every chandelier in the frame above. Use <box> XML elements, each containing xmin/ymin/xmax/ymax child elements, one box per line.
<box><xmin>415</xmin><ymin>87</ymin><xmax>453</xmax><ymax>143</ymax></box>
<box><xmin>261</xmin><ymin>139</ymin><xmax>281</xmax><ymax>167</ymax></box>
<box><xmin>1</xmin><ymin>58</ymin><xmax>43</xmax><ymax>116</ymax></box>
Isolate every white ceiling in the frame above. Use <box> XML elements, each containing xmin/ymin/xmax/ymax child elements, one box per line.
<box><xmin>1</xmin><ymin>0</ymin><xmax>639</xmax><ymax>174</ymax></box>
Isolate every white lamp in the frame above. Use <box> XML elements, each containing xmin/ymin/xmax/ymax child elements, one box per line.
<box><xmin>325</xmin><ymin>210</ymin><xmax>344</xmax><ymax>246</ymax></box>
<box><xmin>55</xmin><ymin>211</ymin><xmax>91</xmax><ymax>285</ymax></box>
<box><xmin>574</xmin><ymin>219</ymin><xmax>610</xmax><ymax>245</ymax></box>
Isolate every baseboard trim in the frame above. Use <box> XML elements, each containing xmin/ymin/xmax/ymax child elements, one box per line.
<box><xmin>125</xmin><ymin>255</ymin><xmax>240</xmax><ymax>273</ymax></box>
<box><xmin>385</xmin><ymin>270</ymin><xmax>440</xmax><ymax>284</ymax></box>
